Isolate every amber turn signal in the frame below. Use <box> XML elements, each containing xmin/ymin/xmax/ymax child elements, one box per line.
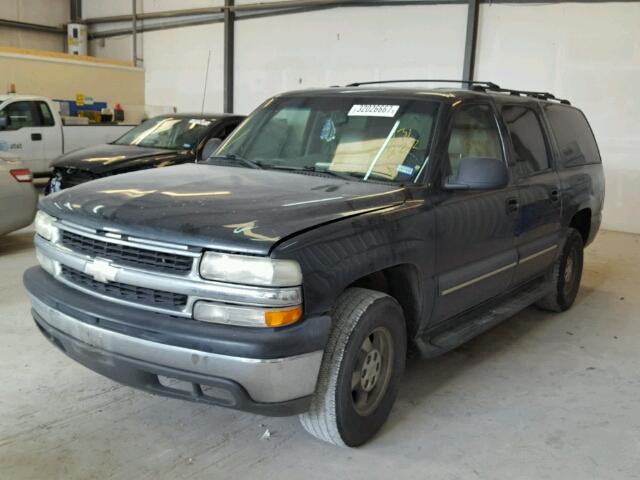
<box><xmin>264</xmin><ymin>305</ymin><xmax>302</xmax><ymax>327</ymax></box>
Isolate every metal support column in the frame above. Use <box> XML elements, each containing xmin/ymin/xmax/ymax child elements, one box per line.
<box><xmin>70</xmin><ymin>0</ymin><xmax>82</xmax><ymax>22</ymax></box>
<box><xmin>462</xmin><ymin>0</ymin><xmax>479</xmax><ymax>82</ymax></box>
<box><xmin>132</xmin><ymin>0</ymin><xmax>138</xmax><ymax>67</ymax></box>
<box><xmin>223</xmin><ymin>0</ymin><xmax>235</xmax><ymax>113</ymax></box>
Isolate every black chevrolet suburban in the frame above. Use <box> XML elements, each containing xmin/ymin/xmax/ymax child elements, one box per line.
<box><xmin>24</xmin><ymin>80</ymin><xmax>604</xmax><ymax>447</ymax></box>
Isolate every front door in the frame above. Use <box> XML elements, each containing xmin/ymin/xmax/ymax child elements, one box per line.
<box><xmin>433</xmin><ymin>102</ymin><xmax>519</xmax><ymax>323</ymax></box>
<box><xmin>0</xmin><ymin>101</ymin><xmax>45</xmax><ymax>173</ymax></box>
<box><xmin>500</xmin><ymin>104</ymin><xmax>562</xmax><ymax>285</ymax></box>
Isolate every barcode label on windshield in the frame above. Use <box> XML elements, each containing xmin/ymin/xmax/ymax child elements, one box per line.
<box><xmin>348</xmin><ymin>104</ymin><xmax>400</xmax><ymax>117</ymax></box>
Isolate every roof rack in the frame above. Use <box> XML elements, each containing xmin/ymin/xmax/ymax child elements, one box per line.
<box><xmin>345</xmin><ymin>79</ymin><xmax>571</xmax><ymax>105</ymax></box>
<box><xmin>345</xmin><ymin>79</ymin><xmax>501</xmax><ymax>89</ymax></box>
<box><xmin>471</xmin><ymin>84</ymin><xmax>571</xmax><ymax>105</ymax></box>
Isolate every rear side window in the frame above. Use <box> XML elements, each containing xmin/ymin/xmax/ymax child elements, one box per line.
<box><xmin>502</xmin><ymin>105</ymin><xmax>550</xmax><ymax>176</ymax></box>
<box><xmin>37</xmin><ymin>102</ymin><xmax>55</xmax><ymax>127</ymax></box>
<box><xmin>544</xmin><ymin>105</ymin><xmax>601</xmax><ymax>167</ymax></box>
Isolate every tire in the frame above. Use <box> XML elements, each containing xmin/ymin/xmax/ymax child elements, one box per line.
<box><xmin>536</xmin><ymin>228</ymin><xmax>584</xmax><ymax>312</ymax></box>
<box><xmin>299</xmin><ymin>287</ymin><xmax>406</xmax><ymax>447</ymax></box>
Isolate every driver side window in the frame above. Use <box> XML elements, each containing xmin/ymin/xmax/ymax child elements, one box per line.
<box><xmin>0</xmin><ymin>101</ymin><xmax>37</xmax><ymax>131</ymax></box>
<box><xmin>446</xmin><ymin>104</ymin><xmax>503</xmax><ymax>178</ymax></box>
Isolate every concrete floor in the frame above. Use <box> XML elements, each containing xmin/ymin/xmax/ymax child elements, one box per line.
<box><xmin>1</xmin><ymin>227</ymin><xmax>639</xmax><ymax>480</ymax></box>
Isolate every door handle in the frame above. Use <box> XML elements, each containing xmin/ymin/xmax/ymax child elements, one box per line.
<box><xmin>506</xmin><ymin>197</ymin><xmax>519</xmax><ymax>213</ymax></box>
<box><xmin>550</xmin><ymin>189</ymin><xmax>560</xmax><ymax>202</ymax></box>
<box><xmin>31</xmin><ymin>133</ymin><xmax>42</xmax><ymax>141</ymax></box>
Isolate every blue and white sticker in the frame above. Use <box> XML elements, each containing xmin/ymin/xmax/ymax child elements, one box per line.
<box><xmin>396</xmin><ymin>164</ymin><xmax>414</xmax><ymax>176</ymax></box>
<box><xmin>348</xmin><ymin>104</ymin><xmax>399</xmax><ymax>117</ymax></box>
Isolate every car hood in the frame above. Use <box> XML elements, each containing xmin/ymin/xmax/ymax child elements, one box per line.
<box><xmin>42</xmin><ymin>164</ymin><xmax>407</xmax><ymax>255</ymax></box>
<box><xmin>52</xmin><ymin>144</ymin><xmax>191</xmax><ymax>174</ymax></box>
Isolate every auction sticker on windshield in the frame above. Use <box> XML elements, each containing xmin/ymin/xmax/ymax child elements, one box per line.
<box><xmin>348</xmin><ymin>104</ymin><xmax>400</xmax><ymax>117</ymax></box>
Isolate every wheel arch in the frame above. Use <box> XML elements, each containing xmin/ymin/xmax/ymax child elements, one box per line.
<box><xmin>347</xmin><ymin>263</ymin><xmax>425</xmax><ymax>340</ymax></box>
<box><xmin>569</xmin><ymin>207</ymin><xmax>591</xmax><ymax>245</ymax></box>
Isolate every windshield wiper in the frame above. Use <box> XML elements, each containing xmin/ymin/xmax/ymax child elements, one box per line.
<box><xmin>207</xmin><ymin>154</ymin><xmax>265</xmax><ymax>170</ymax></box>
<box><xmin>269</xmin><ymin>165</ymin><xmax>360</xmax><ymax>182</ymax></box>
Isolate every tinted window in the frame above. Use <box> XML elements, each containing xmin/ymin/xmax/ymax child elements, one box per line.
<box><xmin>37</xmin><ymin>102</ymin><xmax>55</xmax><ymax>127</ymax></box>
<box><xmin>446</xmin><ymin>104</ymin><xmax>503</xmax><ymax>178</ymax></box>
<box><xmin>502</xmin><ymin>106</ymin><xmax>550</xmax><ymax>176</ymax></box>
<box><xmin>0</xmin><ymin>101</ymin><xmax>37</xmax><ymax>130</ymax></box>
<box><xmin>545</xmin><ymin>105</ymin><xmax>600</xmax><ymax>167</ymax></box>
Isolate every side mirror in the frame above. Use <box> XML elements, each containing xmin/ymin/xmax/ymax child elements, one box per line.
<box><xmin>443</xmin><ymin>157</ymin><xmax>508</xmax><ymax>191</ymax></box>
<box><xmin>200</xmin><ymin>137</ymin><xmax>222</xmax><ymax>161</ymax></box>
<box><xmin>0</xmin><ymin>116</ymin><xmax>7</xmax><ymax>130</ymax></box>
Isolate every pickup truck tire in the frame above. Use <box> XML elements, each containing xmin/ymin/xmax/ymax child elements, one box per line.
<box><xmin>299</xmin><ymin>287</ymin><xmax>406</xmax><ymax>447</ymax></box>
<box><xmin>536</xmin><ymin>228</ymin><xmax>584</xmax><ymax>312</ymax></box>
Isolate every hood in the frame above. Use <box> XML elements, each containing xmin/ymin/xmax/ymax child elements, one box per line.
<box><xmin>42</xmin><ymin>164</ymin><xmax>407</xmax><ymax>255</ymax></box>
<box><xmin>52</xmin><ymin>144</ymin><xmax>192</xmax><ymax>174</ymax></box>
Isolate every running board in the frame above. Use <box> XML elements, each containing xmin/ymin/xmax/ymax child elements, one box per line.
<box><xmin>416</xmin><ymin>282</ymin><xmax>552</xmax><ymax>358</ymax></box>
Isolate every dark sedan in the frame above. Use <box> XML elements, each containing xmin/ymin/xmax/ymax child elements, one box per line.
<box><xmin>46</xmin><ymin>113</ymin><xmax>244</xmax><ymax>193</ymax></box>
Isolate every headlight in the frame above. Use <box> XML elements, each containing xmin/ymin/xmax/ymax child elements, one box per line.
<box><xmin>199</xmin><ymin>251</ymin><xmax>302</xmax><ymax>287</ymax></box>
<box><xmin>35</xmin><ymin>211</ymin><xmax>59</xmax><ymax>241</ymax></box>
<box><xmin>193</xmin><ymin>301</ymin><xmax>302</xmax><ymax>328</ymax></box>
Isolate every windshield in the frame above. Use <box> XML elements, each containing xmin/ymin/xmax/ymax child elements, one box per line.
<box><xmin>214</xmin><ymin>95</ymin><xmax>440</xmax><ymax>183</ymax></box>
<box><xmin>114</xmin><ymin>116</ymin><xmax>214</xmax><ymax>150</ymax></box>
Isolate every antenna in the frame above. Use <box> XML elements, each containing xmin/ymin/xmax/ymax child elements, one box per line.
<box><xmin>201</xmin><ymin>49</ymin><xmax>212</xmax><ymax>115</ymax></box>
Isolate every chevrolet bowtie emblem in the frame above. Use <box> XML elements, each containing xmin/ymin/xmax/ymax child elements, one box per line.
<box><xmin>84</xmin><ymin>258</ymin><xmax>118</xmax><ymax>283</ymax></box>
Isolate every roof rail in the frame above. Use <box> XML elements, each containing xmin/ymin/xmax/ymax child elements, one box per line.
<box><xmin>344</xmin><ymin>79</ymin><xmax>571</xmax><ymax>105</ymax></box>
<box><xmin>469</xmin><ymin>84</ymin><xmax>571</xmax><ymax>105</ymax></box>
<box><xmin>345</xmin><ymin>79</ymin><xmax>501</xmax><ymax>89</ymax></box>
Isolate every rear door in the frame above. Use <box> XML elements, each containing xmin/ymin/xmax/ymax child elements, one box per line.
<box><xmin>433</xmin><ymin>101</ymin><xmax>519</xmax><ymax>322</ymax></box>
<box><xmin>500</xmin><ymin>104</ymin><xmax>562</xmax><ymax>285</ymax></box>
<box><xmin>0</xmin><ymin>101</ymin><xmax>45</xmax><ymax>172</ymax></box>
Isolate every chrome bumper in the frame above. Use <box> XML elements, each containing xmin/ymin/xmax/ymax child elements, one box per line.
<box><xmin>29</xmin><ymin>294</ymin><xmax>323</xmax><ymax>404</ymax></box>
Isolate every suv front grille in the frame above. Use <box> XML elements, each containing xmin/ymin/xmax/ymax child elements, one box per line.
<box><xmin>61</xmin><ymin>230</ymin><xmax>194</xmax><ymax>275</ymax></box>
<box><xmin>61</xmin><ymin>265</ymin><xmax>188</xmax><ymax>311</ymax></box>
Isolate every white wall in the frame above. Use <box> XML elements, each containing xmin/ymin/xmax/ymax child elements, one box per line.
<box><xmin>477</xmin><ymin>2</ymin><xmax>640</xmax><ymax>234</ymax></box>
<box><xmin>86</xmin><ymin>1</ymin><xmax>640</xmax><ymax>233</ymax></box>
<box><xmin>234</xmin><ymin>5</ymin><xmax>467</xmax><ymax>113</ymax></box>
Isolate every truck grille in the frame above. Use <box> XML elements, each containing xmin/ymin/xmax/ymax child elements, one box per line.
<box><xmin>61</xmin><ymin>230</ymin><xmax>194</xmax><ymax>275</ymax></box>
<box><xmin>61</xmin><ymin>265</ymin><xmax>188</xmax><ymax>311</ymax></box>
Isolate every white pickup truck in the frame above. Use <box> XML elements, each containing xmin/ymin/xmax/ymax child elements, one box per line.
<box><xmin>0</xmin><ymin>95</ymin><xmax>135</xmax><ymax>176</ymax></box>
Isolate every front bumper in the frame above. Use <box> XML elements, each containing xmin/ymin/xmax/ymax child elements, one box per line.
<box><xmin>25</xmin><ymin>266</ymin><xmax>330</xmax><ymax>416</ymax></box>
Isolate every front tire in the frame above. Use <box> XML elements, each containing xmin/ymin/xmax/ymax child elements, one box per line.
<box><xmin>299</xmin><ymin>287</ymin><xmax>406</xmax><ymax>447</ymax></box>
<box><xmin>536</xmin><ymin>228</ymin><xmax>584</xmax><ymax>312</ymax></box>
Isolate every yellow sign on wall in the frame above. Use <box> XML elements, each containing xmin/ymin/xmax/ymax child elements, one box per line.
<box><xmin>76</xmin><ymin>93</ymin><xmax>84</xmax><ymax>106</ymax></box>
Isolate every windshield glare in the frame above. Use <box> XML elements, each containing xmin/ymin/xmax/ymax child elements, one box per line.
<box><xmin>115</xmin><ymin>117</ymin><xmax>213</xmax><ymax>150</ymax></box>
<box><xmin>215</xmin><ymin>96</ymin><xmax>440</xmax><ymax>183</ymax></box>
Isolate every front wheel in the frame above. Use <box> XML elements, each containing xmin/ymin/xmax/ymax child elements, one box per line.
<box><xmin>536</xmin><ymin>228</ymin><xmax>584</xmax><ymax>312</ymax></box>
<box><xmin>299</xmin><ymin>287</ymin><xmax>406</xmax><ymax>447</ymax></box>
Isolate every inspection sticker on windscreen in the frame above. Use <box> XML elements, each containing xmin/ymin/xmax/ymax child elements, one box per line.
<box><xmin>348</xmin><ymin>104</ymin><xmax>400</xmax><ymax>117</ymax></box>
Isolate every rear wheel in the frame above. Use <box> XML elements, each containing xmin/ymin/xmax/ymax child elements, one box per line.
<box><xmin>536</xmin><ymin>228</ymin><xmax>584</xmax><ymax>312</ymax></box>
<box><xmin>299</xmin><ymin>287</ymin><xmax>406</xmax><ymax>447</ymax></box>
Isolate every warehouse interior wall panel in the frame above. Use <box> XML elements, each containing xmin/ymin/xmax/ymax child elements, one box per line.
<box><xmin>0</xmin><ymin>0</ymin><xmax>69</xmax><ymax>52</ymax></box>
<box><xmin>0</xmin><ymin>49</ymin><xmax>145</xmax><ymax>122</ymax></box>
<box><xmin>476</xmin><ymin>2</ymin><xmax>640</xmax><ymax>234</ymax></box>
<box><xmin>233</xmin><ymin>4</ymin><xmax>468</xmax><ymax>113</ymax></box>
<box><xmin>91</xmin><ymin>23</ymin><xmax>224</xmax><ymax>114</ymax></box>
